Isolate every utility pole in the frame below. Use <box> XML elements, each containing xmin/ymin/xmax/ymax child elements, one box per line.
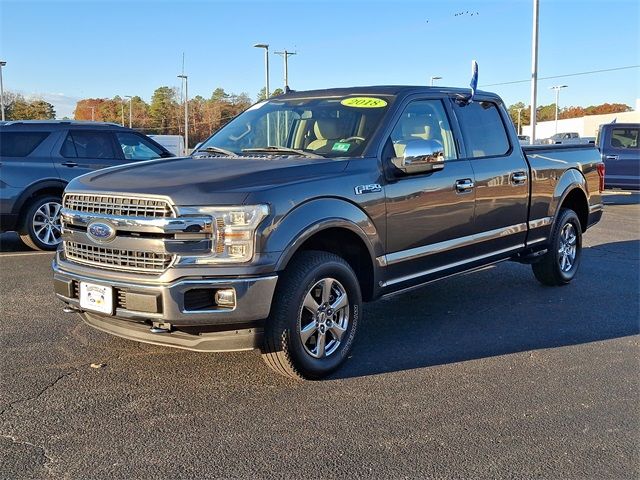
<box><xmin>430</xmin><ymin>76</ymin><xmax>442</xmax><ymax>86</ymax></box>
<box><xmin>177</xmin><ymin>75</ymin><xmax>188</xmax><ymax>155</ymax></box>
<box><xmin>124</xmin><ymin>95</ymin><xmax>132</xmax><ymax>128</ymax></box>
<box><xmin>529</xmin><ymin>0</ymin><xmax>539</xmax><ymax>144</ymax></box>
<box><xmin>0</xmin><ymin>61</ymin><xmax>6</xmax><ymax>121</ymax></box>
<box><xmin>274</xmin><ymin>50</ymin><xmax>296</xmax><ymax>89</ymax></box>
<box><xmin>550</xmin><ymin>85</ymin><xmax>568</xmax><ymax>135</ymax></box>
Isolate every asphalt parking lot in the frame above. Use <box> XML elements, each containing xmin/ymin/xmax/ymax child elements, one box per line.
<box><xmin>1</xmin><ymin>192</ymin><xmax>638</xmax><ymax>479</ymax></box>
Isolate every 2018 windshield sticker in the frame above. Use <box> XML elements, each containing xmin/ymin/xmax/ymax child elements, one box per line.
<box><xmin>341</xmin><ymin>97</ymin><xmax>388</xmax><ymax>108</ymax></box>
<box><xmin>332</xmin><ymin>142</ymin><xmax>351</xmax><ymax>152</ymax></box>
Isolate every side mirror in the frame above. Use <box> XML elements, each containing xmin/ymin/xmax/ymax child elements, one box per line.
<box><xmin>391</xmin><ymin>139</ymin><xmax>445</xmax><ymax>175</ymax></box>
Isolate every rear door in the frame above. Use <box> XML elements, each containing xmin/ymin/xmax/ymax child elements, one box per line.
<box><xmin>383</xmin><ymin>97</ymin><xmax>477</xmax><ymax>286</ymax></box>
<box><xmin>603</xmin><ymin>126</ymin><xmax>640</xmax><ymax>189</ymax></box>
<box><xmin>450</xmin><ymin>97</ymin><xmax>530</xmax><ymax>256</ymax></box>
<box><xmin>53</xmin><ymin>129</ymin><xmax>123</xmax><ymax>181</ymax></box>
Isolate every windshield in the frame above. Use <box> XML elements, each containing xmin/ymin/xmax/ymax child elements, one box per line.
<box><xmin>196</xmin><ymin>95</ymin><xmax>393</xmax><ymax>158</ymax></box>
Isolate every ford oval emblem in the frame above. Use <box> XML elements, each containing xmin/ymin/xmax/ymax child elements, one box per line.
<box><xmin>87</xmin><ymin>222</ymin><xmax>116</xmax><ymax>242</ymax></box>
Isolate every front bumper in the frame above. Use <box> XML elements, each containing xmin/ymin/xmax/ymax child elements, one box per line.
<box><xmin>52</xmin><ymin>258</ymin><xmax>278</xmax><ymax>351</ymax></box>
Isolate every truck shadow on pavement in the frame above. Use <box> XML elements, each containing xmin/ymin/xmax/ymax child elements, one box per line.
<box><xmin>333</xmin><ymin>239</ymin><xmax>640</xmax><ymax>380</ymax></box>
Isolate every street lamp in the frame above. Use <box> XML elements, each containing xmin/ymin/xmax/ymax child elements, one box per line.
<box><xmin>253</xmin><ymin>43</ymin><xmax>270</xmax><ymax>99</ymax></box>
<box><xmin>550</xmin><ymin>85</ymin><xmax>568</xmax><ymax>135</ymax></box>
<box><xmin>177</xmin><ymin>75</ymin><xmax>188</xmax><ymax>155</ymax></box>
<box><xmin>430</xmin><ymin>76</ymin><xmax>442</xmax><ymax>86</ymax></box>
<box><xmin>0</xmin><ymin>60</ymin><xmax>6</xmax><ymax>121</ymax></box>
<box><xmin>254</xmin><ymin>43</ymin><xmax>270</xmax><ymax>144</ymax></box>
<box><xmin>80</xmin><ymin>106</ymin><xmax>95</xmax><ymax>121</ymax></box>
<box><xmin>517</xmin><ymin>107</ymin><xmax>524</xmax><ymax>135</ymax></box>
<box><xmin>530</xmin><ymin>0</ymin><xmax>539</xmax><ymax>144</ymax></box>
<box><xmin>124</xmin><ymin>95</ymin><xmax>132</xmax><ymax>128</ymax></box>
<box><xmin>274</xmin><ymin>50</ymin><xmax>296</xmax><ymax>89</ymax></box>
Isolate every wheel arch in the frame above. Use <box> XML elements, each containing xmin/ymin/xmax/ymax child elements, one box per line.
<box><xmin>550</xmin><ymin>169</ymin><xmax>589</xmax><ymax>233</ymax></box>
<box><xmin>13</xmin><ymin>179</ymin><xmax>67</xmax><ymax>215</ymax></box>
<box><xmin>268</xmin><ymin>199</ymin><xmax>383</xmax><ymax>301</ymax></box>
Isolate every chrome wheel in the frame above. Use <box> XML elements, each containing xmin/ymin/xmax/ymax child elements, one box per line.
<box><xmin>299</xmin><ymin>277</ymin><xmax>350</xmax><ymax>359</ymax></box>
<box><xmin>32</xmin><ymin>201</ymin><xmax>62</xmax><ymax>246</ymax></box>
<box><xmin>558</xmin><ymin>222</ymin><xmax>577</xmax><ymax>272</ymax></box>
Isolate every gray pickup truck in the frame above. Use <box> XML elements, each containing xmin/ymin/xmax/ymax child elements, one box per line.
<box><xmin>53</xmin><ymin>86</ymin><xmax>604</xmax><ymax>379</ymax></box>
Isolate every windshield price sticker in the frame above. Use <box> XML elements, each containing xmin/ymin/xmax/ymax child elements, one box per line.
<box><xmin>340</xmin><ymin>97</ymin><xmax>388</xmax><ymax>108</ymax></box>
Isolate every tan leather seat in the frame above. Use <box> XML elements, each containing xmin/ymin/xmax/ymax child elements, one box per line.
<box><xmin>307</xmin><ymin>119</ymin><xmax>348</xmax><ymax>151</ymax></box>
<box><xmin>393</xmin><ymin>115</ymin><xmax>444</xmax><ymax>157</ymax></box>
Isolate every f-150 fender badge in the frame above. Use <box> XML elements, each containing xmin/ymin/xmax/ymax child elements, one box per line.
<box><xmin>355</xmin><ymin>184</ymin><xmax>382</xmax><ymax>195</ymax></box>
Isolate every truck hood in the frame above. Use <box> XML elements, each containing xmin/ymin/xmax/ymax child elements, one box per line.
<box><xmin>67</xmin><ymin>155</ymin><xmax>349</xmax><ymax>206</ymax></box>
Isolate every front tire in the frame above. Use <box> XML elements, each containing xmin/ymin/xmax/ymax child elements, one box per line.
<box><xmin>532</xmin><ymin>208</ymin><xmax>582</xmax><ymax>286</ymax></box>
<box><xmin>19</xmin><ymin>195</ymin><xmax>63</xmax><ymax>251</ymax></box>
<box><xmin>262</xmin><ymin>251</ymin><xmax>361</xmax><ymax>380</ymax></box>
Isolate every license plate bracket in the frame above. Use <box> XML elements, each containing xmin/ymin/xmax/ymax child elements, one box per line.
<box><xmin>79</xmin><ymin>282</ymin><xmax>113</xmax><ymax>314</ymax></box>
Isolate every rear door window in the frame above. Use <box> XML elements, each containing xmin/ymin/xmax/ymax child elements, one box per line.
<box><xmin>452</xmin><ymin>100</ymin><xmax>511</xmax><ymax>158</ymax></box>
<box><xmin>61</xmin><ymin>131</ymin><xmax>117</xmax><ymax>159</ymax></box>
<box><xmin>610</xmin><ymin>128</ymin><xmax>639</xmax><ymax>149</ymax></box>
<box><xmin>0</xmin><ymin>131</ymin><xmax>50</xmax><ymax>157</ymax></box>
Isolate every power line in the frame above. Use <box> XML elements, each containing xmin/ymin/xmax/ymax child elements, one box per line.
<box><xmin>481</xmin><ymin>65</ymin><xmax>640</xmax><ymax>87</ymax></box>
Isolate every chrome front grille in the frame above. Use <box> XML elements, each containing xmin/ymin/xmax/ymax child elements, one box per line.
<box><xmin>63</xmin><ymin>194</ymin><xmax>174</xmax><ymax>218</ymax></box>
<box><xmin>64</xmin><ymin>241</ymin><xmax>173</xmax><ymax>273</ymax></box>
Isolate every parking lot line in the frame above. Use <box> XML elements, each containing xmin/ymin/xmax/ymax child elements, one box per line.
<box><xmin>0</xmin><ymin>251</ymin><xmax>55</xmax><ymax>258</ymax></box>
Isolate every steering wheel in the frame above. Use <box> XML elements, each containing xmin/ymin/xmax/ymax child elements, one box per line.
<box><xmin>340</xmin><ymin>136</ymin><xmax>365</xmax><ymax>143</ymax></box>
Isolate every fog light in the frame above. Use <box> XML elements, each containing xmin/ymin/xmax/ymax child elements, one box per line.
<box><xmin>215</xmin><ymin>288</ymin><xmax>236</xmax><ymax>308</ymax></box>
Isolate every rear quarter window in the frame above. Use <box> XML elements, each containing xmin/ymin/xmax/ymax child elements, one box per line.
<box><xmin>0</xmin><ymin>131</ymin><xmax>50</xmax><ymax>157</ymax></box>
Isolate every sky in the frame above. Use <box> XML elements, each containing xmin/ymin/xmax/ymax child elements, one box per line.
<box><xmin>1</xmin><ymin>0</ymin><xmax>639</xmax><ymax>119</ymax></box>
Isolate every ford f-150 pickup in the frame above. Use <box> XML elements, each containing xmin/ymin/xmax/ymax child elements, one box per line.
<box><xmin>53</xmin><ymin>86</ymin><xmax>604</xmax><ymax>379</ymax></box>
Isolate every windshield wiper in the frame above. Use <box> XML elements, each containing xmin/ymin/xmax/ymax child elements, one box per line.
<box><xmin>195</xmin><ymin>146</ymin><xmax>238</xmax><ymax>157</ymax></box>
<box><xmin>242</xmin><ymin>146</ymin><xmax>323</xmax><ymax>158</ymax></box>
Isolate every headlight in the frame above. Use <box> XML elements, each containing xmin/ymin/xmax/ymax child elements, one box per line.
<box><xmin>176</xmin><ymin>205</ymin><xmax>269</xmax><ymax>264</ymax></box>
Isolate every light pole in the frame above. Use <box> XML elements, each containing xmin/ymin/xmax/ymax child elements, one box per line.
<box><xmin>517</xmin><ymin>107</ymin><xmax>524</xmax><ymax>135</ymax></box>
<box><xmin>550</xmin><ymin>85</ymin><xmax>568</xmax><ymax>135</ymax></box>
<box><xmin>120</xmin><ymin>100</ymin><xmax>125</xmax><ymax>126</ymax></box>
<box><xmin>253</xmin><ymin>44</ymin><xmax>270</xmax><ymax>99</ymax></box>
<box><xmin>0</xmin><ymin>60</ymin><xmax>6</xmax><ymax>121</ymax></box>
<box><xmin>529</xmin><ymin>0</ymin><xmax>539</xmax><ymax>144</ymax></box>
<box><xmin>177</xmin><ymin>75</ymin><xmax>188</xmax><ymax>155</ymax></box>
<box><xmin>430</xmin><ymin>76</ymin><xmax>442</xmax><ymax>86</ymax></box>
<box><xmin>274</xmin><ymin>50</ymin><xmax>296</xmax><ymax>89</ymax></box>
<box><xmin>254</xmin><ymin>43</ymin><xmax>270</xmax><ymax>144</ymax></box>
<box><xmin>81</xmin><ymin>106</ymin><xmax>95</xmax><ymax>121</ymax></box>
<box><xmin>124</xmin><ymin>95</ymin><xmax>132</xmax><ymax>128</ymax></box>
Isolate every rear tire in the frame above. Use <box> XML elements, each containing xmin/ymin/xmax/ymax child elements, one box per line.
<box><xmin>261</xmin><ymin>251</ymin><xmax>361</xmax><ymax>380</ymax></box>
<box><xmin>532</xmin><ymin>208</ymin><xmax>582</xmax><ymax>286</ymax></box>
<box><xmin>19</xmin><ymin>195</ymin><xmax>63</xmax><ymax>251</ymax></box>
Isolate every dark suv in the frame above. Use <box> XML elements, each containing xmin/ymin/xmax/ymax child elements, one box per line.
<box><xmin>0</xmin><ymin>121</ymin><xmax>173</xmax><ymax>250</ymax></box>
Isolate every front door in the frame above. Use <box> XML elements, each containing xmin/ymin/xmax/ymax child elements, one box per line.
<box><xmin>383</xmin><ymin>99</ymin><xmax>476</xmax><ymax>288</ymax></box>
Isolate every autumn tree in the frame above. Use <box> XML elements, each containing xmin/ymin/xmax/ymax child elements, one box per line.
<box><xmin>149</xmin><ymin>87</ymin><xmax>178</xmax><ymax>134</ymax></box>
<box><xmin>4</xmin><ymin>93</ymin><xmax>55</xmax><ymax>120</ymax></box>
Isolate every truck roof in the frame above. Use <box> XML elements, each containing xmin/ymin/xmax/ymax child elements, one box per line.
<box><xmin>278</xmin><ymin>85</ymin><xmax>498</xmax><ymax>101</ymax></box>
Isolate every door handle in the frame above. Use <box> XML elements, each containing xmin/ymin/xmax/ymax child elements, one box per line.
<box><xmin>455</xmin><ymin>178</ymin><xmax>475</xmax><ymax>193</ymax></box>
<box><xmin>61</xmin><ymin>161</ymin><xmax>78</xmax><ymax>167</ymax></box>
<box><xmin>605</xmin><ymin>155</ymin><xmax>618</xmax><ymax>161</ymax></box>
<box><xmin>511</xmin><ymin>171</ymin><xmax>528</xmax><ymax>184</ymax></box>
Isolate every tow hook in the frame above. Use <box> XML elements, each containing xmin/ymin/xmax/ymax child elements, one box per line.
<box><xmin>63</xmin><ymin>305</ymin><xmax>79</xmax><ymax>313</ymax></box>
<box><xmin>150</xmin><ymin>321</ymin><xmax>172</xmax><ymax>334</ymax></box>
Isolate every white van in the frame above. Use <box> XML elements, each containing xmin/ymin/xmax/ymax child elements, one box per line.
<box><xmin>148</xmin><ymin>135</ymin><xmax>185</xmax><ymax>156</ymax></box>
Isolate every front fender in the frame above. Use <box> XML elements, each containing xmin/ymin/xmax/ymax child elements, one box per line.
<box><xmin>261</xmin><ymin>197</ymin><xmax>383</xmax><ymax>271</ymax></box>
